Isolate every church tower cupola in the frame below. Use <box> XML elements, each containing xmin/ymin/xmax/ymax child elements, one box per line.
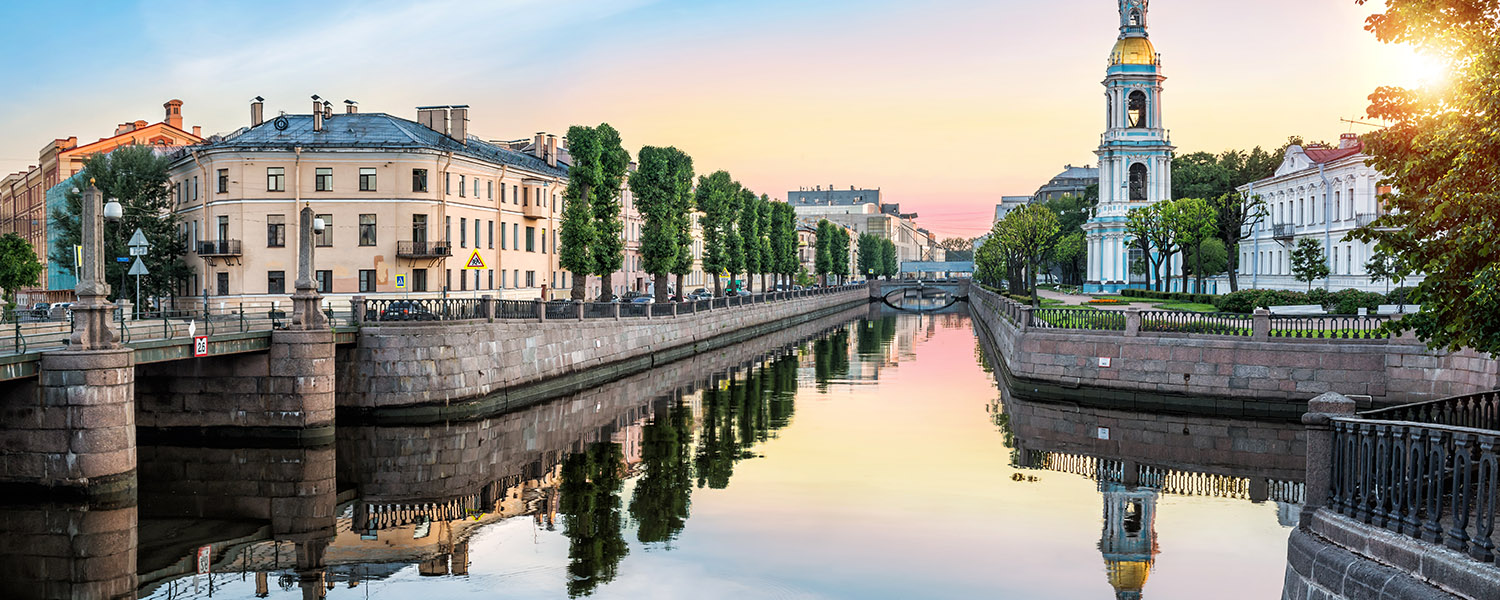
<box><xmin>1120</xmin><ymin>0</ymin><xmax>1148</xmax><ymax>38</ymax></box>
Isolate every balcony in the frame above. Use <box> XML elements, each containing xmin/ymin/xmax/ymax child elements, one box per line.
<box><xmin>197</xmin><ymin>240</ymin><xmax>242</xmax><ymax>256</ymax></box>
<box><xmin>1355</xmin><ymin>213</ymin><xmax>1377</xmax><ymax>228</ymax></box>
<box><xmin>522</xmin><ymin>199</ymin><xmax>549</xmax><ymax>220</ymax></box>
<box><xmin>397</xmin><ymin>240</ymin><xmax>452</xmax><ymax>258</ymax></box>
<box><xmin>1271</xmin><ymin>223</ymin><xmax>1295</xmax><ymax>240</ymax></box>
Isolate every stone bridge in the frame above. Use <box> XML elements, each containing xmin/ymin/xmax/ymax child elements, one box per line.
<box><xmin>868</xmin><ymin>278</ymin><xmax>971</xmax><ymax>312</ymax></box>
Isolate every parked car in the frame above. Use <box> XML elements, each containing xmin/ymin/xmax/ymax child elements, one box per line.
<box><xmin>379</xmin><ymin>301</ymin><xmax>436</xmax><ymax>321</ymax></box>
<box><xmin>629</xmin><ymin>296</ymin><xmax>654</xmax><ymax>304</ymax></box>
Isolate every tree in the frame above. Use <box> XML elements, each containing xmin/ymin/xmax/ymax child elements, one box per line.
<box><xmin>997</xmin><ymin>205</ymin><xmax>1061</xmax><ymax>307</ymax></box>
<box><xmin>0</xmin><ymin>233</ymin><xmax>43</xmax><ymax>310</ymax></box>
<box><xmin>559</xmin><ymin>442</ymin><xmax>628</xmax><ymax>597</ymax></box>
<box><xmin>813</xmin><ymin>220</ymin><xmax>833</xmax><ymax>286</ymax></box>
<box><xmin>770</xmin><ymin>202</ymin><xmax>797</xmax><ymax>289</ymax></box>
<box><xmin>857</xmin><ymin>233</ymin><xmax>879</xmax><ymax>279</ymax></box>
<box><xmin>826</xmin><ymin>225</ymin><xmax>850</xmax><ymax>284</ymax></box>
<box><xmin>722</xmin><ymin>187</ymin><xmax>744</xmax><ymax>293</ymax></box>
<box><xmin>974</xmin><ymin>229</ymin><xmax>1007</xmax><ymax>289</ymax></box>
<box><xmin>1289</xmin><ymin>237</ymin><xmax>1330</xmax><ymax>291</ymax></box>
<box><xmin>1365</xmin><ymin>250</ymin><xmax>1404</xmax><ymax>294</ymax></box>
<box><xmin>1345</xmin><ymin>0</ymin><xmax>1500</xmax><ymax>352</ymax></box>
<box><xmin>879</xmin><ymin>238</ymin><xmax>898</xmax><ymax>279</ymax></box>
<box><xmin>1052</xmin><ymin>231</ymin><xmax>1086</xmax><ymax>286</ymax></box>
<box><xmin>1183</xmin><ymin>237</ymin><xmax>1229</xmax><ymax>289</ymax></box>
<box><xmin>629</xmin><ymin>402</ymin><xmax>693</xmax><ymax>545</ymax></box>
<box><xmin>937</xmin><ymin>237</ymin><xmax>974</xmax><ymax>262</ymax></box>
<box><xmin>589</xmin><ymin>125</ymin><xmax>631</xmax><ymax>302</ymax></box>
<box><xmin>1124</xmin><ymin>204</ymin><xmax>1170</xmax><ymax>291</ymax></box>
<box><xmin>755</xmin><ymin>195</ymin><xmax>773</xmax><ymax>292</ymax></box>
<box><xmin>667</xmin><ymin>149</ymin><xmax>696</xmax><ymax>299</ymax></box>
<box><xmin>738</xmin><ymin>189</ymin><xmax>761</xmax><ymax>292</ymax></box>
<box><xmin>631</xmin><ymin>146</ymin><xmax>680</xmax><ymax>303</ymax></box>
<box><xmin>1167</xmin><ymin>197</ymin><xmax>1218</xmax><ymax>293</ymax></box>
<box><xmin>695</xmin><ymin>171</ymin><xmax>738</xmax><ymax>297</ymax></box>
<box><xmin>52</xmin><ymin>145</ymin><xmax>188</xmax><ymax>307</ymax></box>
<box><xmin>559</xmin><ymin>125</ymin><xmax>603</xmax><ymax>301</ymax></box>
<box><xmin>1212</xmin><ymin>191</ymin><xmax>1267</xmax><ymax>292</ymax></box>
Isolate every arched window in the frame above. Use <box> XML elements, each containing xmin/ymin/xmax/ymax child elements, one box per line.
<box><xmin>1127</xmin><ymin>91</ymin><xmax>1147</xmax><ymax>128</ymax></box>
<box><xmin>1129</xmin><ymin>10</ymin><xmax>1141</xmax><ymax>27</ymax></box>
<box><xmin>1129</xmin><ymin>163</ymin><xmax>1148</xmax><ymax>201</ymax></box>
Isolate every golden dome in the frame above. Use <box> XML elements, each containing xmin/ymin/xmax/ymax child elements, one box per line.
<box><xmin>1110</xmin><ymin>37</ymin><xmax>1157</xmax><ymax>66</ymax></box>
<box><xmin>1106</xmin><ymin>558</ymin><xmax>1153</xmax><ymax>592</ymax></box>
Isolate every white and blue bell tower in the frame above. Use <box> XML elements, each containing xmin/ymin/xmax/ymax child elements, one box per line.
<box><xmin>1083</xmin><ymin>0</ymin><xmax>1175</xmax><ymax>293</ymax></box>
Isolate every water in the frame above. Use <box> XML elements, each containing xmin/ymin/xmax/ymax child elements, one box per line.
<box><xmin>4</xmin><ymin>310</ymin><xmax>1303</xmax><ymax>599</ymax></box>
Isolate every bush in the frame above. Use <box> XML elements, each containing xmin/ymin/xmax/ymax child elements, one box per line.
<box><xmin>1387</xmin><ymin>286</ymin><xmax>1417</xmax><ymax>306</ymax></box>
<box><xmin>1329</xmin><ymin>289</ymin><xmax>1384</xmax><ymax>314</ymax></box>
<box><xmin>1123</xmin><ymin>288</ymin><xmax>1218</xmax><ymax>305</ymax></box>
<box><xmin>1211</xmin><ymin>289</ymin><xmax>1313</xmax><ymax>313</ymax></box>
<box><xmin>1307</xmin><ymin>288</ymin><xmax>1330</xmax><ymax>307</ymax></box>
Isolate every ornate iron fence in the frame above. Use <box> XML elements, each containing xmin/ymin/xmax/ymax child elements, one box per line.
<box><xmin>1360</xmin><ymin>391</ymin><xmax>1500</xmax><ymax>436</ymax></box>
<box><xmin>651</xmin><ymin>304</ymin><xmax>675</xmax><ymax>318</ymax></box>
<box><xmin>1328</xmin><ymin>417</ymin><xmax>1499</xmax><ymax>564</ymax></box>
<box><xmin>495</xmin><ymin>300</ymin><xmax>536</xmax><ymax>320</ymax></box>
<box><xmin>1139</xmin><ymin>311</ymin><xmax>1253</xmax><ymax>336</ymax></box>
<box><xmin>694</xmin><ymin>299</ymin><xmax>711</xmax><ymax>312</ymax></box>
<box><xmin>620</xmin><ymin>303</ymin><xmax>649</xmax><ymax>318</ymax></box>
<box><xmin>544</xmin><ymin>302</ymin><xmax>578</xmax><ymax>320</ymax></box>
<box><xmin>1269</xmin><ymin>315</ymin><xmax>1391</xmax><ymax>340</ymax></box>
<box><xmin>584</xmin><ymin>302</ymin><xmax>615</xmax><ymax>319</ymax></box>
<box><xmin>1030</xmin><ymin>308</ymin><xmax>1126</xmax><ymax>330</ymax></box>
<box><xmin>363</xmin><ymin>298</ymin><xmax>476</xmax><ymax>322</ymax></box>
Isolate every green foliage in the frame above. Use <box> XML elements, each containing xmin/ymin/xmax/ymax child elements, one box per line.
<box><xmin>0</xmin><ymin>233</ymin><xmax>42</xmax><ymax>307</ymax></box>
<box><xmin>1119</xmin><ymin>288</ymin><xmax>1216</xmax><ymax>305</ymax></box>
<box><xmin>1041</xmin><ymin>193</ymin><xmax>1092</xmax><ymax>236</ymax></box>
<box><xmin>1289</xmin><ymin>238</ymin><xmax>1330</xmax><ymax>291</ymax></box>
<box><xmin>1163</xmin><ymin>197</ymin><xmax>1217</xmax><ymax>293</ymax></box>
<box><xmin>755</xmin><ymin>195</ymin><xmax>773</xmax><ymax>285</ymax></box>
<box><xmin>937</xmin><ymin>237</ymin><xmax>974</xmax><ymax>262</ymax></box>
<box><xmin>1387</xmin><ymin>286</ymin><xmax>1417</xmax><ymax>306</ymax></box>
<box><xmin>1211</xmin><ymin>289</ymin><xmax>1312</xmax><ymax>313</ymax></box>
<box><xmin>826</xmin><ymin>224</ymin><xmax>849</xmax><ymax>281</ymax></box>
<box><xmin>631</xmin><ymin>146</ymin><xmax>680</xmax><ymax>299</ymax></box>
<box><xmin>629</xmin><ymin>402</ymin><xmax>693</xmax><ymax>545</ymax></box>
<box><xmin>695</xmin><ymin>171</ymin><xmax>739</xmax><ymax>294</ymax></box>
<box><xmin>1363</xmin><ymin>250</ymin><xmax>1405</xmax><ymax>294</ymax></box>
<box><xmin>879</xmin><ymin>238</ymin><xmax>897</xmax><ymax>278</ymax></box>
<box><xmin>1331</xmin><ymin>289</ymin><xmax>1386</xmax><ymax>315</ymax></box>
<box><xmin>589</xmin><ymin>125</ymin><xmax>630</xmax><ymax>278</ymax></box>
<box><xmin>559</xmin><ymin>442</ymin><xmax>628</xmax><ymax>598</ymax></box>
<box><xmin>857</xmin><ymin>233</ymin><xmax>879</xmax><ymax>278</ymax></box>
<box><xmin>813</xmin><ymin>220</ymin><xmax>833</xmax><ymax>281</ymax></box>
<box><xmin>974</xmin><ymin>231</ymin><xmax>1006</xmax><ymax>289</ymax></box>
<box><xmin>668</xmin><ymin>149</ymin><xmax>697</xmax><ymax>279</ymax></box>
<box><xmin>1051</xmin><ymin>231</ymin><xmax>1086</xmax><ymax>286</ymax></box>
<box><xmin>997</xmin><ymin>205</ymin><xmax>1060</xmax><ymax>305</ymax></box>
<box><xmin>771</xmin><ymin>202</ymin><xmax>798</xmax><ymax>279</ymax></box>
<box><xmin>1347</xmin><ymin>0</ymin><xmax>1500</xmax><ymax>352</ymax></box>
<box><xmin>51</xmin><ymin>145</ymin><xmax>188</xmax><ymax>303</ymax></box>
<box><xmin>795</xmin><ymin>265</ymin><xmax>815</xmax><ymax>287</ymax></box>
<box><xmin>1125</xmin><ymin>204</ymin><xmax>1171</xmax><ymax>290</ymax></box>
<box><xmin>738</xmin><ymin>188</ymin><xmax>761</xmax><ymax>279</ymax></box>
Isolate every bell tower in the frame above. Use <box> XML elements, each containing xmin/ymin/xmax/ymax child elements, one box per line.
<box><xmin>1083</xmin><ymin>0</ymin><xmax>1175</xmax><ymax>293</ymax></box>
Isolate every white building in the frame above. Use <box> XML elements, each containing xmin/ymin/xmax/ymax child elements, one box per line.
<box><xmin>1083</xmin><ymin>0</ymin><xmax>1175</xmax><ymax>293</ymax></box>
<box><xmin>994</xmin><ymin>196</ymin><xmax>1031</xmax><ymax>224</ymax></box>
<box><xmin>1233</xmin><ymin>133</ymin><xmax>1419</xmax><ymax>293</ymax></box>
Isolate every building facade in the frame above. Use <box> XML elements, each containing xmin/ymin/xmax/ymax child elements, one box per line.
<box><xmin>1232</xmin><ymin>134</ymin><xmax>1418</xmax><ymax>293</ymax></box>
<box><xmin>1</xmin><ymin>100</ymin><xmax>202</xmax><ymax>302</ymax></box>
<box><xmin>1083</xmin><ymin>0</ymin><xmax>1175</xmax><ymax>293</ymax></box>
<box><xmin>1031</xmin><ymin>165</ymin><xmax>1099</xmax><ymax>204</ymax></box>
<box><xmin>164</xmin><ymin>100</ymin><xmax>569</xmax><ymax>307</ymax></box>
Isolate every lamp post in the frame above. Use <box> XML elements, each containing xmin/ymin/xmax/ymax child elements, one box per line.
<box><xmin>69</xmin><ymin>185</ymin><xmax>122</xmax><ymax>349</ymax></box>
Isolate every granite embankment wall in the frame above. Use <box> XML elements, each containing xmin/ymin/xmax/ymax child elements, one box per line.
<box><xmin>970</xmin><ymin>286</ymin><xmax>1498</xmax><ymax>418</ymax></box>
<box><xmin>337</xmin><ymin>288</ymin><xmax>867</xmax><ymax>413</ymax></box>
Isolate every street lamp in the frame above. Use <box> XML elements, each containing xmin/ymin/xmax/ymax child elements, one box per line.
<box><xmin>103</xmin><ymin>198</ymin><xmax>123</xmax><ymax>221</ymax></box>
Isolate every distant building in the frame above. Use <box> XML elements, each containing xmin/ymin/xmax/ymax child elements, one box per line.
<box><xmin>994</xmin><ymin>196</ymin><xmax>1032</xmax><ymax>223</ymax></box>
<box><xmin>1</xmin><ymin>100</ymin><xmax>203</xmax><ymax>302</ymax></box>
<box><xmin>789</xmin><ymin>185</ymin><xmax>927</xmax><ymax>266</ymax></box>
<box><xmin>1032</xmin><ymin>164</ymin><xmax>1099</xmax><ymax>204</ymax></box>
<box><xmin>787</xmin><ymin>186</ymin><xmax>881</xmax><ymax>211</ymax></box>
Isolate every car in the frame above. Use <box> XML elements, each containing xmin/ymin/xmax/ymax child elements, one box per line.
<box><xmin>629</xmin><ymin>296</ymin><xmax>654</xmax><ymax>304</ymax></box>
<box><xmin>379</xmin><ymin>301</ymin><xmax>436</xmax><ymax>321</ymax></box>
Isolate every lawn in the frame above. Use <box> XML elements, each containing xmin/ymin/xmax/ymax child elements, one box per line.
<box><xmin>1152</xmin><ymin>302</ymin><xmax>1219</xmax><ymax>313</ymax></box>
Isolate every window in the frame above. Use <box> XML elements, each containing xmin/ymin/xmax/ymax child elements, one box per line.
<box><xmin>460</xmin><ymin>217</ymin><xmax>467</xmax><ymax>247</ymax></box>
<box><xmin>316</xmin><ymin>270</ymin><xmax>332</xmax><ymax>293</ymax></box>
<box><xmin>217</xmin><ymin>272</ymin><xmax>229</xmax><ymax>296</ymax></box>
<box><xmin>1297</xmin><ymin>199</ymin><xmax>1304</xmax><ymax>225</ymax></box>
<box><xmin>445</xmin><ymin>269</ymin><xmax>452</xmax><ymax>292</ymax></box>
<box><xmin>523</xmin><ymin>187</ymin><xmax>530</xmax><ymax>206</ymax></box>
<box><xmin>445</xmin><ymin>216</ymin><xmax>451</xmax><ymax>245</ymax></box>
<box><xmin>413</xmin><ymin>169</ymin><xmax>428</xmax><ymax>192</ymax></box>
<box><xmin>473</xmin><ymin>178</ymin><xmax>479</xmax><ymax>198</ymax></box>
<box><xmin>267</xmin><ymin>167</ymin><xmax>285</xmax><ymax>192</ymax></box>
<box><xmin>446</xmin><ymin>173</ymin><xmax>452</xmax><ymax>195</ymax></box>
<box><xmin>1127</xmin><ymin>91</ymin><xmax>1147</xmax><ymax>128</ymax></box>
<box><xmin>315</xmin><ymin>214</ymin><xmax>333</xmax><ymax>246</ymax></box>
<box><xmin>359</xmin><ymin>269</ymin><xmax>376</xmax><ymax>293</ymax></box>
<box><xmin>267</xmin><ymin>270</ymin><xmax>286</xmax><ymax>294</ymax></box>
<box><xmin>488</xmin><ymin>221</ymin><xmax>494</xmax><ymax>249</ymax></box>
<box><xmin>315</xmin><ymin>167</ymin><xmax>332</xmax><ymax>192</ymax></box>
<box><xmin>359</xmin><ymin>214</ymin><xmax>377</xmax><ymax>246</ymax></box>
<box><xmin>541</xmin><ymin>228</ymin><xmax>546</xmax><ymax>253</ymax></box>
<box><xmin>526</xmin><ymin>270</ymin><xmax>535</xmax><ymax>287</ymax></box>
<box><xmin>1333</xmin><ymin>191</ymin><xmax>1341</xmax><ymax>221</ymax></box>
<box><xmin>191</xmin><ymin>176</ymin><xmax>198</xmax><ymax>200</ymax></box>
<box><xmin>459</xmin><ymin>174</ymin><xmax>466</xmax><ymax>197</ymax></box>
<box><xmin>1332</xmin><ymin>247</ymin><xmax>1339</xmax><ymax>275</ymax></box>
<box><xmin>413</xmin><ymin>269</ymin><xmax>427</xmax><ymax>292</ymax></box>
<box><xmin>526</xmin><ymin>226</ymin><xmax>535</xmax><ymax>252</ymax></box>
<box><xmin>1128</xmin><ymin>163</ymin><xmax>1147</xmax><ymax>201</ymax></box>
<box><xmin>513</xmin><ymin>224</ymin><xmax>519</xmax><ymax>249</ymax></box>
<box><xmin>267</xmin><ymin>214</ymin><xmax>286</xmax><ymax>247</ymax></box>
<box><xmin>501</xmin><ymin>270</ymin><xmax>508</xmax><ymax>288</ymax></box>
<box><xmin>488</xmin><ymin>180</ymin><xmax>493</xmax><ymax>200</ymax></box>
<box><xmin>217</xmin><ymin>215</ymin><xmax>229</xmax><ymax>241</ymax></box>
<box><xmin>360</xmin><ymin>167</ymin><xmax>377</xmax><ymax>191</ymax></box>
<box><xmin>412</xmin><ymin>214</ymin><xmax>428</xmax><ymax>243</ymax></box>
<box><xmin>474</xmin><ymin>219</ymin><xmax>481</xmax><ymax>250</ymax></box>
<box><xmin>512</xmin><ymin>185</ymin><xmax>518</xmax><ymax>204</ymax></box>
<box><xmin>500</xmin><ymin>221</ymin><xmax>507</xmax><ymax>249</ymax></box>
<box><xmin>217</xmin><ymin>169</ymin><xmax>228</xmax><ymax>193</ymax></box>
<box><xmin>514</xmin><ymin>269</ymin><xmax>520</xmax><ymax>288</ymax></box>
<box><xmin>500</xmin><ymin>183</ymin><xmax>506</xmax><ymax>203</ymax></box>
<box><xmin>460</xmin><ymin>268</ymin><xmax>467</xmax><ymax>291</ymax></box>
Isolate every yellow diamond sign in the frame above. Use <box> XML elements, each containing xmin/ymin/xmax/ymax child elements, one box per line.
<box><xmin>463</xmin><ymin>249</ymin><xmax>486</xmax><ymax>270</ymax></box>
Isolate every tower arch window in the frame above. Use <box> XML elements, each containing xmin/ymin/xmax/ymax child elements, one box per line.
<box><xmin>1129</xmin><ymin>10</ymin><xmax>1141</xmax><ymax>27</ymax></box>
<box><xmin>1129</xmin><ymin>163</ymin><xmax>1148</xmax><ymax>201</ymax></box>
<box><xmin>1127</xmin><ymin>91</ymin><xmax>1147</xmax><ymax>128</ymax></box>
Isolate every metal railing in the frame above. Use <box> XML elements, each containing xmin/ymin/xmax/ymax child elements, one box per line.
<box><xmin>362</xmin><ymin>298</ymin><xmax>484</xmax><ymax>322</ymax></box>
<box><xmin>584</xmin><ymin>302</ymin><xmax>615</xmax><ymax>319</ymax></box>
<box><xmin>1269</xmin><ymin>315</ymin><xmax>1391</xmax><ymax>340</ymax></box>
<box><xmin>543</xmin><ymin>302</ymin><xmax>577</xmax><ymax>320</ymax></box>
<box><xmin>197</xmin><ymin>239</ymin><xmax>242</xmax><ymax>256</ymax></box>
<box><xmin>1328</xmin><ymin>417</ymin><xmax>1499</xmax><ymax>565</ymax></box>
<box><xmin>395</xmin><ymin>240</ymin><xmax>453</xmax><ymax>258</ymax></box>
<box><xmin>619</xmin><ymin>303</ymin><xmax>649</xmax><ymax>318</ymax></box>
<box><xmin>1</xmin><ymin>302</ymin><xmax>355</xmax><ymax>357</ymax></box>
<box><xmin>651</xmin><ymin>304</ymin><xmax>675</xmax><ymax>318</ymax></box>
<box><xmin>1139</xmin><ymin>311</ymin><xmax>1253</xmax><ymax>336</ymax></box>
<box><xmin>1359</xmin><ymin>390</ymin><xmax>1500</xmax><ymax>435</ymax></box>
<box><xmin>1030</xmin><ymin>308</ymin><xmax>1126</xmax><ymax>330</ymax></box>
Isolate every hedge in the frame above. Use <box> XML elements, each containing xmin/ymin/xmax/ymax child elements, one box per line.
<box><xmin>1211</xmin><ymin>287</ymin><xmax>1405</xmax><ymax>314</ymax></box>
<box><xmin>1120</xmin><ymin>288</ymin><xmax>1217</xmax><ymax>305</ymax></box>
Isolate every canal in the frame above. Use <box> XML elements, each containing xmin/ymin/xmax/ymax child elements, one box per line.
<box><xmin>6</xmin><ymin>309</ymin><xmax>1304</xmax><ymax>599</ymax></box>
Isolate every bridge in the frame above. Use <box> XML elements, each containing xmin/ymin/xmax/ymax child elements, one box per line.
<box><xmin>868</xmin><ymin>278</ymin><xmax>971</xmax><ymax>312</ymax></box>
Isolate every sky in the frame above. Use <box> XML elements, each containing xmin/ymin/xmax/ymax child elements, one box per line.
<box><xmin>0</xmin><ymin>0</ymin><xmax>1431</xmax><ymax>238</ymax></box>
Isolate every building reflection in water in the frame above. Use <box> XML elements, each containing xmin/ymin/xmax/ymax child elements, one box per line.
<box><xmin>1100</xmin><ymin>481</ymin><xmax>1158</xmax><ymax>600</ymax></box>
<box><xmin>0</xmin><ymin>494</ymin><xmax>139</xmax><ymax>600</ymax></box>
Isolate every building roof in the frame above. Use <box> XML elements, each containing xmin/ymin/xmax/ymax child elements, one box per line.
<box><xmin>188</xmin><ymin>113</ymin><xmax>570</xmax><ymax>178</ymax></box>
<box><xmin>1303</xmin><ymin>144</ymin><xmax>1362</xmax><ymax>164</ymax></box>
<box><xmin>1050</xmin><ymin>164</ymin><xmax>1099</xmax><ymax>181</ymax></box>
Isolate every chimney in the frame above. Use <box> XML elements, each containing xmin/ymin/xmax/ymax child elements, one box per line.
<box><xmin>323</xmin><ymin>101</ymin><xmax>333</xmax><ymax>120</ymax></box>
<box><xmin>1339</xmin><ymin>133</ymin><xmax>1359</xmax><ymax>149</ymax></box>
<box><xmin>545</xmin><ymin>134</ymin><xmax>557</xmax><ymax>167</ymax></box>
<box><xmin>251</xmin><ymin>96</ymin><xmax>264</xmax><ymax>127</ymax></box>
<box><xmin>344</xmin><ymin>100</ymin><xmax>358</xmax><ymax>114</ymax></box>
<box><xmin>115</xmin><ymin>123</ymin><xmax>134</xmax><ymax>136</ymax></box>
<box><xmin>449</xmin><ymin>106</ymin><xmax>469</xmax><ymax>144</ymax></box>
<box><xmin>192</xmin><ymin>126</ymin><xmax>201</xmax><ymax>138</ymax></box>
<box><xmin>312</xmin><ymin>95</ymin><xmax>323</xmax><ymax>132</ymax></box>
<box><xmin>164</xmin><ymin>99</ymin><xmax>183</xmax><ymax>130</ymax></box>
<box><xmin>533</xmin><ymin>133</ymin><xmax>545</xmax><ymax>159</ymax></box>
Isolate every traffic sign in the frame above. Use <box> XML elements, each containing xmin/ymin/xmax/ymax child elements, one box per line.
<box><xmin>196</xmin><ymin>545</ymin><xmax>211</xmax><ymax>574</ymax></box>
<box><xmin>129</xmin><ymin>246</ymin><xmax>147</xmax><ymax>256</ymax></box>
<box><xmin>127</xmin><ymin>228</ymin><xmax>149</xmax><ymax>248</ymax></box>
<box><xmin>193</xmin><ymin>336</ymin><xmax>208</xmax><ymax>357</ymax></box>
<box><xmin>128</xmin><ymin>257</ymin><xmax>149</xmax><ymax>276</ymax></box>
<box><xmin>463</xmin><ymin>249</ymin><xmax>486</xmax><ymax>270</ymax></box>
<box><xmin>395</xmin><ymin>274</ymin><xmax>407</xmax><ymax>289</ymax></box>
<box><xmin>74</xmin><ymin>245</ymin><xmax>82</xmax><ymax>268</ymax></box>
<box><xmin>116</xmin><ymin>257</ymin><xmax>130</xmax><ymax>263</ymax></box>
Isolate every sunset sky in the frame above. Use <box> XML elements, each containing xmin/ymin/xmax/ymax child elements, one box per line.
<box><xmin>0</xmin><ymin>0</ymin><xmax>1430</xmax><ymax>238</ymax></box>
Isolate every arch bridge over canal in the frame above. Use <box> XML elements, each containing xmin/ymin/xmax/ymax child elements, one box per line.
<box><xmin>869</xmin><ymin>278</ymin><xmax>971</xmax><ymax>312</ymax></box>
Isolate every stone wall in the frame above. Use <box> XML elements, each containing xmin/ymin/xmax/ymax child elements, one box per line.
<box><xmin>339</xmin><ymin>289</ymin><xmax>867</xmax><ymax>411</ymax></box>
<box><xmin>1282</xmin><ymin>509</ymin><xmax>1497</xmax><ymax>600</ymax></box>
<box><xmin>970</xmin><ymin>285</ymin><xmax>1498</xmax><ymax>417</ymax></box>
<box><xmin>0</xmin><ymin>349</ymin><xmax>137</xmax><ymax>494</ymax></box>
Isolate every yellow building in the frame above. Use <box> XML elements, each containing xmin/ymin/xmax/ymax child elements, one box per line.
<box><xmin>165</xmin><ymin>100</ymin><xmax>569</xmax><ymax>304</ymax></box>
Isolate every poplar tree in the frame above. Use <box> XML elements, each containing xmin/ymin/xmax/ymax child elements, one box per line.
<box><xmin>723</xmin><ymin>186</ymin><xmax>744</xmax><ymax>293</ymax></box>
<box><xmin>756</xmin><ymin>195</ymin><xmax>773</xmax><ymax>292</ymax></box>
<box><xmin>771</xmin><ymin>202</ymin><xmax>797</xmax><ymax>289</ymax></box>
<box><xmin>667</xmin><ymin>149</ymin><xmax>696</xmax><ymax>299</ymax></box>
<box><xmin>739</xmin><ymin>189</ymin><xmax>761</xmax><ymax>292</ymax></box>
<box><xmin>631</xmin><ymin>145</ymin><xmax>678</xmax><ymax>303</ymax></box>
<box><xmin>814</xmin><ymin>220</ymin><xmax>833</xmax><ymax>286</ymax></box>
<box><xmin>696</xmin><ymin>171</ymin><xmax>737</xmax><ymax>297</ymax></box>
<box><xmin>998</xmin><ymin>204</ymin><xmax>1061</xmax><ymax>307</ymax></box>
<box><xmin>0</xmin><ymin>233</ymin><xmax>42</xmax><ymax>310</ymax></box>
<box><xmin>826</xmin><ymin>225</ymin><xmax>850</xmax><ymax>284</ymax></box>
<box><xmin>559</xmin><ymin>126</ymin><xmax>600</xmax><ymax>301</ymax></box>
<box><xmin>858</xmin><ymin>233</ymin><xmax>878</xmax><ymax>281</ymax></box>
<box><xmin>881</xmin><ymin>239</ymin><xmax>898</xmax><ymax>279</ymax></box>
<box><xmin>589</xmin><ymin>124</ymin><xmax>630</xmax><ymax>302</ymax></box>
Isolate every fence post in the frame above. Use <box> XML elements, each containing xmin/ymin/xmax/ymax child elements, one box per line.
<box><xmin>535</xmin><ymin>299</ymin><xmax>545</xmax><ymax>322</ymax></box>
<box><xmin>1302</xmin><ymin>392</ymin><xmax>1356</xmax><ymax>520</ymax></box>
<box><xmin>1252</xmin><ymin>308</ymin><xmax>1271</xmax><ymax>341</ymax></box>
<box><xmin>481</xmin><ymin>295</ymin><xmax>493</xmax><ymax>323</ymax></box>
<box><xmin>352</xmin><ymin>295</ymin><xmax>366</xmax><ymax>324</ymax></box>
<box><xmin>672</xmin><ymin>302</ymin><xmax>678</xmax><ymax>317</ymax></box>
<box><xmin>1124</xmin><ymin>307</ymin><xmax>1141</xmax><ymax>337</ymax></box>
<box><xmin>612</xmin><ymin>302</ymin><xmax>621</xmax><ymax>321</ymax></box>
<box><xmin>1019</xmin><ymin>306</ymin><xmax>1033</xmax><ymax>331</ymax></box>
<box><xmin>576</xmin><ymin>302</ymin><xmax>585</xmax><ymax>321</ymax></box>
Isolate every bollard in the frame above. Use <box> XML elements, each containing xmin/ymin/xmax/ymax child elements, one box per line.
<box><xmin>576</xmin><ymin>301</ymin><xmax>584</xmax><ymax>321</ymax></box>
<box><xmin>1252</xmin><ymin>308</ymin><xmax>1270</xmax><ymax>341</ymax></box>
<box><xmin>1302</xmin><ymin>391</ymin><xmax>1356</xmax><ymax>518</ymax></box>
<box><xmin>535</xmin><ymin>299</ymin><xmax>545</xmax><ymax>322</ymax></box>
<box><xmin>1124</xmin><ymin>307</ymin><xmax>1141</xmax><ymax>337</ymax></box>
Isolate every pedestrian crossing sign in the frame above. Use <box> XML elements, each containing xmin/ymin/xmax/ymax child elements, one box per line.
<box><xmin>463</xmin><ymin>249</ymin><xmax>486</xmax><ymax>270</ymax></box>
<box><xmin>395</xmin><ymin>274</ymin><xmax>406</xmax><ymax>289</ymax></box>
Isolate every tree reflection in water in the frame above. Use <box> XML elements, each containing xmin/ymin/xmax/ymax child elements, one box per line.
<box><xmin>629</xmin><ymin>401</ymin><xmax>694</xmax><ymax>546</ymax></box>
<box><xmin>559</xmin><ymin>442</ymin><xmax>628</xmax><ymax>598</ymax></box>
